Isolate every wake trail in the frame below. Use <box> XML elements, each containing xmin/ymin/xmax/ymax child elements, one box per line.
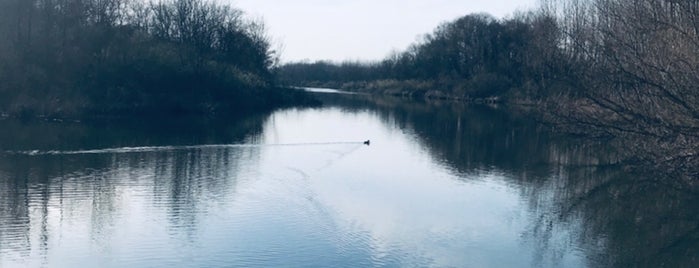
<box><xmin>5</xmin><ymin>141</ymin><xmax>367</xmax><ymax>156</ymax></box>
<box><xmin>316</xmin><ymin>144</ymin><xmax>364</xmax><ymax>171</ymax></box>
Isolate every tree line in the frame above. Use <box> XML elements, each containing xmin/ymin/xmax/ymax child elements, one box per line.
<box><xmin>0</xmin><ymin>0</ymin><xmax>310</xmax><ymax>118</ymax></box>
<box><xmin>278</xmin><ymin>0</ymin><xmax>699</xmax><ymax>113</ymax></box>
<box><xmin>279</xmin><ymin>0</ymin><xmax>699</xmax><ymax>179</ymax></box>
<box><xmin>539</xmin><ymin>0</ymin><xmax>699</xmax><ymax>180</ymax></box>
<box><xmin>277</xmin><ymin>12</ymin><xmax>568</xmax><ymax>100</ymax></box>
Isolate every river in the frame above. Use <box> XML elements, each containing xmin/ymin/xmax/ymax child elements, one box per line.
<box><xmin>0</xmin><ymin>92</ymin><xmax>697</xmax><ymax>267</ymax></box>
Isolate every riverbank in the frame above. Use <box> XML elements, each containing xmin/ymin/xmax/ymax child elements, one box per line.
<box><xmin>291</xmin><ymin>80</ymin><xmax>554</xmax><ymax>107</ymax></box>
<box><xmin>290</xmin><ymin>80</ymin><xmax>513</xmax><ymax>103</ymax></box>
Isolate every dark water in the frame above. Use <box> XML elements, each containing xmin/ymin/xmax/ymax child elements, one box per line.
<box><xmin>1</xmin><ymin>93</ymin><xmax>698</xmax><ymax>267</ymax></box>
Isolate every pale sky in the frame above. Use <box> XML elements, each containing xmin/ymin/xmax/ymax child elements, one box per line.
<box><xmin>223</xmin><ymin>0</ymin><xmax>539</xmax><ymax>63</ymax></box>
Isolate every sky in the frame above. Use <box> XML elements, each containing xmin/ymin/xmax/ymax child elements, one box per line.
<box><xmin>223</xmin><ymin>0</ymin><xmax>539</xmax><ymax>63</ymax></box>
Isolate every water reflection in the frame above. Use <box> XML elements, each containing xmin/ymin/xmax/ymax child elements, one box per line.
<box><xmin>0</xmin><ymin>94</ymin><xmax>697</xmax><ymax>267</ymax></box>
<box><xmin>317</xmin><ymin>94</ymin><xmax>699</xmax><ymax>267</ymax></box>
<box><xmin>543</xmin><ymin>167</ymin><xmax>699</xmax><ymax>267</ymax></box>
<box><xmin>0</xmin><ymin>146</ymin><xmax>261</xmax><ymax>266</ymax></box>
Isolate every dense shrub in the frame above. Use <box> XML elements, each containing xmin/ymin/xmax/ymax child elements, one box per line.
<box><xmin>0</xmin><ymin>0</ymin><xmax>303</xmax><ymax>118</ymax></box>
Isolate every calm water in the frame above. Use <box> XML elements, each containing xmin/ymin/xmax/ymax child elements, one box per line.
<box><xmin>1</xmin><ymin>93</ymin><xmax>698</xmax><ymax>267</ymax></box>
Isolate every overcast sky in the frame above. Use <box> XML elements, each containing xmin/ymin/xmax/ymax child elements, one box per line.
<box><xmin>223</xmin><ymin>0</ymin><xmax>538</xmax><ymax>63</ymax></box>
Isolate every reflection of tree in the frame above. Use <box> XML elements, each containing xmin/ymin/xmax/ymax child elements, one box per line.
<box><xmin>154</xmin><ymin>146</ymin><xmax>260</xmax><ymax>238</ymax></box>
<box><xmin>546</xmin><ymin>167</ymin><xmax>699</xmax><ymax>267</ymax></box>
<box><xmin>320</xmin><ymin>94</ymin><xmax>621</xmax><ymax>176</ymax></box>
<box><xmin>0</xmin><ymin>155</ymin><xmax>33</xmax><ymax>259</ymax></box>
<box><xmin>0</xmin><ymin>114</ymin><xmax>268</xmax><ymax>152</ymax></box>
<box><xmin>319</xmin><ymin>93</ymin><xmax>699</xmax><ymax>267</ymax></box>
<box><xmin>0</xmin><ymin>114</ymin><xmax>269</xmax><ymax>263</ymax></box>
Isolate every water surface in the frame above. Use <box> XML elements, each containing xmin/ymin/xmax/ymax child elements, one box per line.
<box><xmin>1</xmin><ymin>94</ymin><xmax>697</xmax><ymax>267</ymax></box>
